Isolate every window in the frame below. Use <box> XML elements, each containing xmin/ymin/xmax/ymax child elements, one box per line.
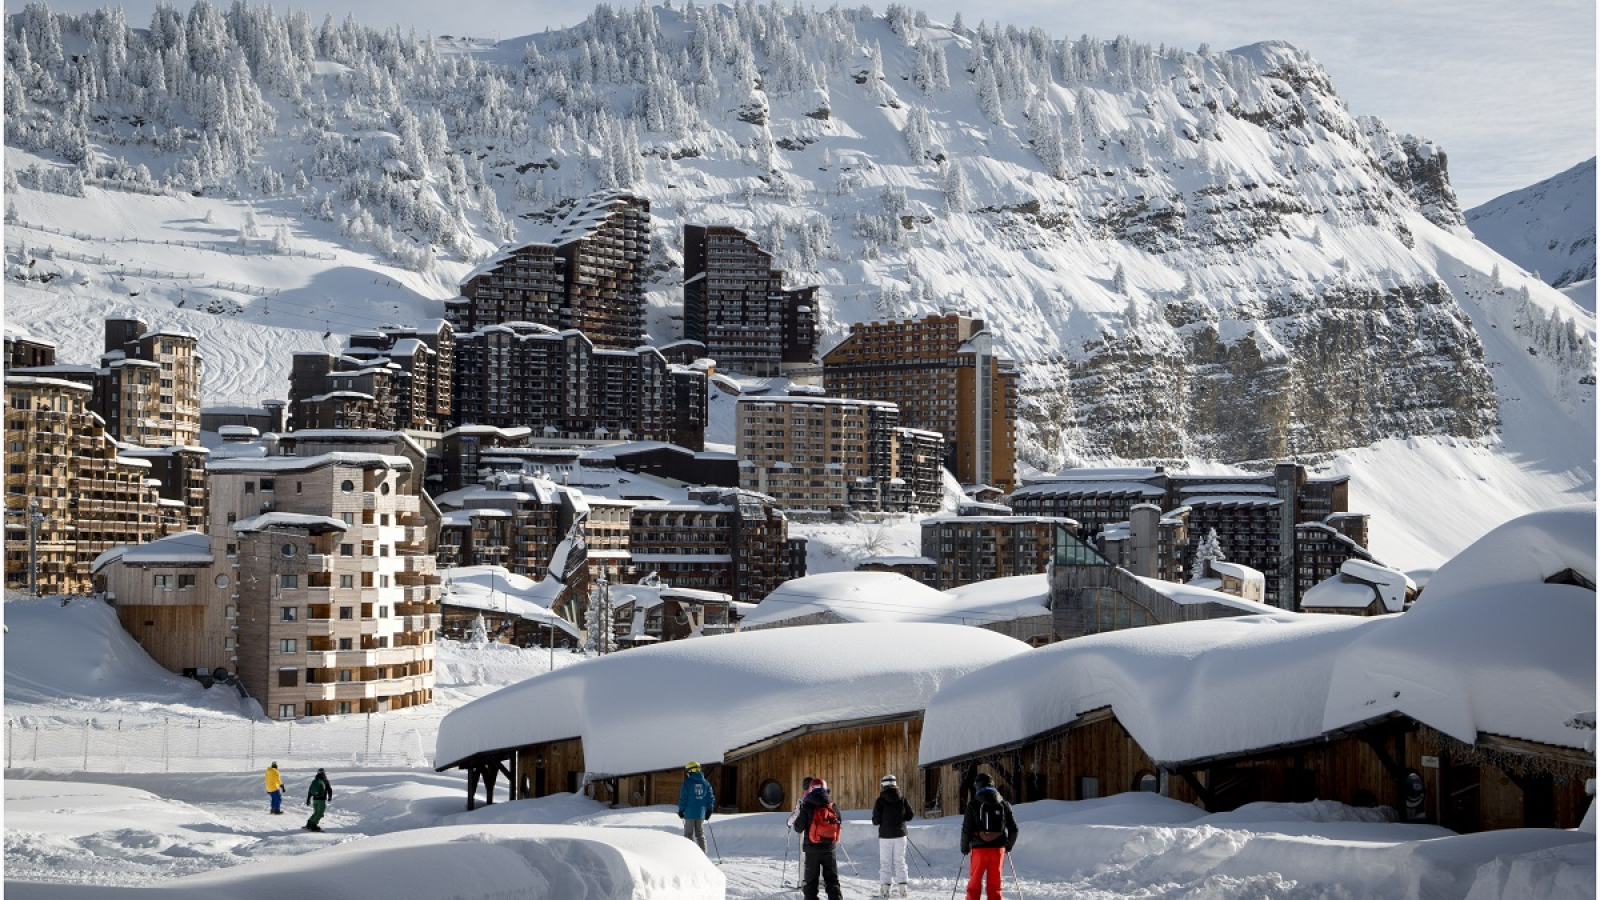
<box><xmin>336</xmin><ymin>701</ymin><xmax>352</xmax><ymax>715</ymax></box>
<box><xmin>341</xmin><ymin>479</ymin><xmax>355</xmax><ymax>493</ymax></box>
<box><xmin>244</xmin><ymin>482</ymin><xmax>255</xmax><ymax>495</ymax></box>
<box><xmin>379</xmin><ymin>544</ymin><xmax>389</xmax><ymax>557</ymax></box>
<box><xmin>260</xmin><ymin>479</ymin><xmax>275</xmax><ymax>492</ymax></box>
<box><xmin>379</xmin><ymin>575</ymin><xmax>389</xmax><ymax>588</ymax></box>
<box><xmin>295</xmin><ymin>481</ymin><xmax>303</xmax><ymax>494</ymax></box>
<box><xmin>339</xmin><ymin>575</ymin><xmax>353</xmax><ymax>589</ymax></box>
<box><xmin>337</xmin><ymin>669</ymin><xmax>353</xmax><ymax>682</ymax></box>
<box><xmin>340</xmin><ymin>543</ymin><xmax>354</xmax><ymax>557</ymax></box>
<box><xmin>281</xmin><ymin>543</ymin><xmax>297</xmax><ymax>557</ymax></box>
<box><xmin>215</xmin><ymin>574</ymin><xmax>229</xmax><ymax>588</ymax></box>
<box><xmin>278</xmin><ymin>704</ymin><xmax>296</xmax><ymax>719</ymax></box>
<box><xmin>338</xmin><ymin>638</ymin><xmax>353</xmax><ymax>650</ymax></box>
<box><xmin>177</xmin><ymin>574</ymin><xmax>195</xmax><ymax>589</ymax></box>
<box><xmin>338</xmin><ymin>606</ymin><xmax>353</xmax><ymax>620</ymax></box>
<box><xmin>225</xmin><ymin>605</ymin><xmax>235</xmax><ymax>619</ymax></box>
<box><xmin>224</xmin><ymin>636</ymin><xmax>235</xmax><ymax>650</ymax></box>
<box><xmin>278</xmin><ymin>669</ymin><xmax>298</xmax><ymax>687</ymax></box>
<box><xmin>153</xmin><ymin>574</ymin><xmax>171</xmax><ymax>588</ymax></box>
<box><xmin>380</xmin><ymin>514</ymin><xmax>389</xmax><ymax>526</ymax></box>
<box><xmin>379</xmin><ymin>481</ymin><xmax>391</xmax><ymax>495</ymax></box>
<box><xmin>226</xmin><ymin>543</ymin><xmax>237</xmax><ymax>557</ymax></box>
<box><xmin>280</xmin><ymin>607</ymin><xmax>298</xmax><ymax>622</ymax></box>
<box><xmin>226</xmin><ymin>513</ymin><xmax>236</xmax><ymax>525</ymax></box>
<box><xmin>279</xmin><ymin>638</ymin><xmax>297</xmax><ymax>653</ymax></box>
<box><xmin>376</xmin><ymin>667</ymin><xmax>388</xmax><ymax>679</ymax></box>
<box><xmin>1076</xmin><ymin>776</ymin><xmax>1101</xmax><ymax>800</ymax></box>
<box><xmin>279</xmin><ymin>574</ymin><xmax>298</xmax><ymax>589</ymax></box>
<box><xmin>341</xmin><ymin>513</ymin><xmax>355</xmax><ymax>525</ymax></box>
<box><xmin>378</xmin><ymin>606</ymin><xmax>389</xmax><ymax>618</ymax></box>
<box><xmin>1134</xmin><ymin>771</ymin><xmax>1159</xmax><ymax>793</ymax></box>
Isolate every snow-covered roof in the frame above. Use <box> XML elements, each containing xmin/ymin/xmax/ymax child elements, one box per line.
<box><xmin>234</xmin><ymin>513</ymin><xmax>349</xmax><ymax>535</ymax></box>
<box><xmin>436</xmin><ymin>623</ymin><xmax>1031</xmax><ymax>774</ymax></box>
<box><xmin>921</xmin><ymin>506</ymin><xmax>1597</xmax><ymax>767</ymax></box>
<box><xmin>1303</xmin><ymin>559</ymin><xmax>1412</xmax><ymax>612</ymax></box>
<box><xmin>1136</xmin><ymin>576</ymin><xmax>1279</xmax><ymax>614</ymax></box>
<box><xmin>92</xmin><ymin>531</ymin><xmax>214</xmax><ymax>573</ymax></box>
<box><xmin>1009</xmin><ymin>480</ymin><xmax>1165</xmax><ymax>498</ymax></box>
<box><xmin>208</xmin><ymin>451</ymin><xmax>412</xmax><ymax>473</ymax></box>
<box><xmin>440</xmin><ymin>566</ymin><xmax>574</xmax><ymax>635</ymax></box>
<box><xmin>742</xmin><ymin>571</ymin><xmax>1050</xmax><ymax>628</ymax></box>
<box><xmin>1183</xmin><ymin>494</ymin><xmax>1284</xmax><ymax>507</ymax></box>
<box><xmin>608</xmin><ymin>581</ymin><xmax>732</xmax><ymax>611</ymax></box>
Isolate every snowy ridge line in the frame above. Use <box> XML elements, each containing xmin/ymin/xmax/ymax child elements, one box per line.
<box><xmin>748</xmin><ymin>590</ymin><xmax>1037</xmax><ymax>627</ymax></box>
<box><xmin>5</xmin><ymin>715</ymin><xmax>437</xmax><ymax>773</ymax></box>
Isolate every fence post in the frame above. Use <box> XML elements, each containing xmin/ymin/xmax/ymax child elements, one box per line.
<box><xmin>163</xmin><ymin>718</ymin><xmax>170</xmax><ymax>773</ymax></box>
<box><xmin>115</xmin><ymin>721</ymin><xmax>122</xmax><ymax>773</ymax></box>
<box><xmin>248</xmin><ymin>721</ymin><xmax>255</xmax><ymax>770</ymax></box>
<box><xmin>364</xmin><ymin>713</ymin><xmax>372</xmax><ymax>765</ymax></box>
<box><xmin>195</xmin><ymin>719</ymin><xmax>202</xmax><ymax>767</ymax></box>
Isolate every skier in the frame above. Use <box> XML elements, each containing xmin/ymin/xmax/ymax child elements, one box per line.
<box><xmin>677</xmin><ymin>761</ymin><xmax>716</xmax><ymax>852</ymax></box>
<box><xmin>959</xmin><ymin>773</ymin><xmax>1018</xmax><ymax>900</ymax></box>
<box><xmin>787</xmin><ymin>774</ymin><xmax>818</xmax><ymax>828</ymax></box>
<box><xmin>871</xmin><ymin>773</ymin><xmax>914</xmax><ymax>897</ymax></box>
<box><xmin>304</xmin><ymin>768</ymin><xmax>333</xmax><ymax>832</ymax></box>
<box><xmin>792</xmin><ymin>776</ymin><xmax>844</xmax><ymax>900</ymax></box>
<box><xmin>264</xmin><ymin>762</ymin><xmax>284</xmax><ymax>814</ymax></box>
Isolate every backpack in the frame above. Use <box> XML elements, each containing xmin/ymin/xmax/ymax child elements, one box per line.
<box><xmin>974</xmin><ymin>793</ymin><xmax>1005</xmax><ymax>842</ymax></box>
<box><xmin>309</xmin><ymin>777</ymin><xmax>328</xmax><ymax>800</ymax></box>
<box><xmin>807</xmin><ymin>802</ymin><xmax>842</xmax><ymax>845</ymax></box>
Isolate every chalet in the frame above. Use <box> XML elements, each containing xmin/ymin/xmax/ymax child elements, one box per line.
<box><xmin>1299</xmin><ymin>558</ymin><xmax>1415</xmax><ymax>616</ymax></box>
<box><xmin>605</xmin><ymin>578</ymin><xmax>743</xmax><ymax>646</ymax></box>
<box><xmin>918</xmin><ymin>506</ymin><xmax>1595</xmax><ymax>833</ymax></box>
<box><xmin>433</xmin><ymin>623</ymin><xmax>1030</xmax><ymax>813</ymax></box>
<box><xmin>438</xmin><ymin>565</ymin><xmax>580</xmax><ymax>648</ymax></box>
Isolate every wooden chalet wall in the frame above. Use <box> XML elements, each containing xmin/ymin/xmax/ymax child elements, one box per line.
<box><xmin>923</xmin><ymin>710</ymin><xmax>1183</xmax><ymax>817</ymax></box>
<box><xmin>513</xmin><ymin>738</ymin><xmax>588</xmax><ymax>800</ymax></box>
<box><xmin>726</xmin><ymin>717</ymin><xmax>924</xmax><ymax>814</ymax></box>
<box><xmin>920</xmin><ymin>709</ymin><xmax>1594</xmax><ymax>833</ymax></box>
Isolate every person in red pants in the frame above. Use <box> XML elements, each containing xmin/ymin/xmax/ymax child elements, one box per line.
<box><xmin>959</xmin><ymin>773</ymin><xmax>1018</xmax><ymax>900</ymax></box>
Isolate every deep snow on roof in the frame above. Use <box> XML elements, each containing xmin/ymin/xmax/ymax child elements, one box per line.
<box><xmin>921</xmin><ymin>505</ymin><xmax>1597</xmax><ymax>766</ymax></box>
<box><xmin>740</xmin><ymin>571</ymin><xmax>1048</xmax><ymax>628</ymax></box>
<box><xmin>436</xmin><ymin>623</ymin><xmax>1030</xmax><ymax>775</ymax></box>
<box><xmin>91</xmin><ymin>531</ymin><xmax>213</xmax><ymax>573</ymax></box>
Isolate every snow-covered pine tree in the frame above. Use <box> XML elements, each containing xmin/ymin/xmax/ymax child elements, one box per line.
<box><xmin>1189</xmin><ymin>528</ymin><xmax>1226</xmax><ymax>582</ymax></box>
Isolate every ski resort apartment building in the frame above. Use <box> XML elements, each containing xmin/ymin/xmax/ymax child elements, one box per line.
<box><xmin>93</xmin><ymin>432</ymin><xmax>442</xmax><ymax>719</ymax></box>
<box><xmin>4</xmin><ymin>375</ymin><xmax>173</xmax><ymax>595</ymax></box>
<box><xmin>822</xmin><ymin>312</ymin><xmax>1018</xmax><ymax>492</ymax></box>
<box><xmin>289</xmin><ymin>321</ymin><xmax>454</xmax><ymax>433</ymax></box>
<box><xmin>451</xmin><ymin>323</ymin><xmax>708</xmax><ymax>450</ymax></box>
<box><xmin>1009</xmin><ymin>463</ymin><xmax>1381</xmax><ymax>610</ymax></box>
<box><xmin>734</xmin><ymin>395</ymin><xmax>945</xmax><ymax>513</ymax></box>
<box><xmin>10</xmin><ymin>318</ymin><xmax>203</xmax><ymax>449</ymax></box>
<box><xmin>444</xmin><ymin>192</ymin><xmax>649</xmax><ymax>350</ymax></box>
<box><xmin>682</xmin><ymin>224</ymin><xmax>818</xmax><ymax>377</ymax></box>
<box><xmin>628</xmin><ymin>487</ymin><xmax>800</xmax><ymax>604</ymax></box>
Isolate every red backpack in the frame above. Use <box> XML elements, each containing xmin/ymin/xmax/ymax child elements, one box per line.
<box><xmin>807</xmin><ymin>802</ymin><xmax>842</xmax><ymax>845</ymax></box>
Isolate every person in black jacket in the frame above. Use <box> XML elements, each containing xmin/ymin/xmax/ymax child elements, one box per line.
<box><xmin>792</xmin><ymin>777</ymin><xmax>843</xmax><ymax>900</ymax></box>
<box><xmin>959</xmin><ymin>773</ymin><xmax>1018</xmax><ymax>900</ymax></box>
<box><xmin>304</xmin><ymin>768</ymin><xmax>333</xmax><ymax>832</ymax></box>
<box><xmin>871</xmin><ymin>773</ymin><xmax>914</xmax><ymax>898</ymax></box>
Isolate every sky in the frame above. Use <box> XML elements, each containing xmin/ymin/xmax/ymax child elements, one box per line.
<box><xmin>32</xmin><ymin>0</ymin><xmax>1596</xmax><ymax>208</ymax></box>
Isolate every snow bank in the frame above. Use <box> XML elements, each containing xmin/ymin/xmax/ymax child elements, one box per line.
<box><xmin>437</xmin><ymin>623</ymin><xmax>1030</xmax><ymax>775</ymax></box>
<box><xmin>1418</xmin><ymin>504</ymin><xmax>1595</xmax><ymax>603</ymax></box>
<box><xmin>4</xmin><ymin>823</ymin><xmax>721</xmax><ymax>900</ymax></box>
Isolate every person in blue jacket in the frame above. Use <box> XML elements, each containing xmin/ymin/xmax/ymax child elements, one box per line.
<box><xmin>677</xmin><ymin>761</ymin><xmax>716</xmax><ymax>852</ymax></box>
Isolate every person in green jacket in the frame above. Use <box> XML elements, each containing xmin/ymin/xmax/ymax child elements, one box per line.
<box><xmin>304</xmin><ymin>768</ymin><xmax>333</xmax><ymax>832</ymax></box>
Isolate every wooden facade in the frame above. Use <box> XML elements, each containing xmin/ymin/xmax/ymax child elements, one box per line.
<box><xmin>445</xmin><ymin>713</ymin><xmax>934</xmax><ymax>816</ymax></box>
<box><xmin>921</xmin><ymin>708</ymin><xmax>1593</xmax><ymax>832</ymax></box>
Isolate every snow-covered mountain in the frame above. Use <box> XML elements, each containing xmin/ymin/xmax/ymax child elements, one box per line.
<box><xmin>3</xmin><ymin>4</ymin><xmax>1593</xmax><ymax>493</ymax></box>
<box><xmin>1467</xmin><ymin>157</ymin><xmax>1596</xmax><ymax>291</ymax></box>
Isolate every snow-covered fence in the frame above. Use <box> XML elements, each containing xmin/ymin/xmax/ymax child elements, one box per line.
<box><xmin>5</xmin><ymin>716</ymin><xmax>437</xmax><ymax>773</ymax></box>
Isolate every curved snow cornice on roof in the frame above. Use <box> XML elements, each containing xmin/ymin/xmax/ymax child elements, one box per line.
<box><xmin>436</xmin><ymin>623</ymin><xmax>1030</xmax><ymax>776</ymax></box>
<box><xmin>1416</xmin><ymin>504</ymin><xmax>1595</xmax><ymax>604</ymax></box>
<box><xmin>918</xmin><ymin>613</ymin><xmax>1364</xmax><ymax>768</ymax></box>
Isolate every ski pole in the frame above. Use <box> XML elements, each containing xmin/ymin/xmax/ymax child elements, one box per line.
<box><xmin>837</xmin><ymin>838</ymin><xmax>859</xmax><ymax>878</ymax></box>
<box><xmin>707</xmin><ymin>821</ymin><xmax>722</xmax><ymax>864</ymax></box>
<box><xmin>1007</xmin><ymin>851</ymin><xmax>1024</xmax><ymax>900</ymax></box>
<box><xmin>906</xmin><ymin>833</ymin><xmax>933</xmax><ymax>869</ymax></box>
<box><xmin>781</xmin><ymin>828</ymin><xmax>793</xmax><ymax>888</ymax></box>
<box><xmin>950</xmin><ymin>856</ymin><xmax>964</xmax><ymax>900</ymax></box>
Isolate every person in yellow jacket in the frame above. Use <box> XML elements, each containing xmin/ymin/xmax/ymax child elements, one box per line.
<box><xmin>265</xmin><ymin>762</ymin><xmax>285</xmax><ymax>814</ymax></box>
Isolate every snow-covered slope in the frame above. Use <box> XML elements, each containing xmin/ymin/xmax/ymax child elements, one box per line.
<box><xmin>1467</xmin><ymin>157</ymin><xmax>1596</xmax><ymax>289</ymax></box>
